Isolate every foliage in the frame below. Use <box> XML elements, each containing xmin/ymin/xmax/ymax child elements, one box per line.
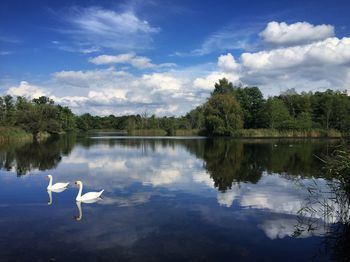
<box><xmin>204</xmin><ymin>93</ymin><xmax>243</xmax><ymax>136</ymax></box>
<box><xmin>233</xmin><ymin>86</ymin><xmax>268</xmax><ymax>128</ymax></box>
<box><xmin>0</xmin><ymin>95</ymin><xmax>75</xmax><ymax>140</ymax></box>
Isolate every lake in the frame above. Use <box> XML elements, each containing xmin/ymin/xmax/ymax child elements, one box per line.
<box><xmin>0</xmin><ymin>134</ymin><xmax>348</xmax><ymax>261</ymax></box>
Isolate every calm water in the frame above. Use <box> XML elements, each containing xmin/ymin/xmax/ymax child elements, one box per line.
<box><xmin>0</xmin><ymin>134</ymin><xmax>348</xmax><ymax>261</ymax></box>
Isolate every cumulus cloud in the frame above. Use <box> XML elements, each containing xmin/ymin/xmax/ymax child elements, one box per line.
<box><xmin>242</xmin><ymin>37</ymin><xmax>350</xmax><ymax>70</ymax></box>
<box><xmin>6</xmin><ymin>81</ymin><xmax>48</xmax><ymax>99</ymax></box>
<box><xmin>141</xmin><ymin>73</ymin><xmax>183</xmax><ymax>91</ymax></box>
<box><xmin>48</xmin><ymin>67</ymin><xmax>202</xmax><ymax>115</ymax></box>
<box><xmin>193</xmin><ymin>53</ymin><xmax>240</xmax><ymax>90</ymax></box>
<box><xmin>60</xmin><ymin>7</ymin><xmax>159</xmax><ymax>51</ymax></box>
<box><xmin>218</xmin><ymin>53</ymin><xmax>239</xmax><ymax>71</ymax></box>
<box><xmin>89</xmin><ymin>53</ymin><xmax>176</xmax><ymax>69</ymax></box>
<box><xmin>260</xmin><ymin>21</ymin><xmax>334</xmax><ymax>46</ymax></box>
<box><xmin>238</xmin><ymin>36</ymin><xmax>350</xmax><ymax>95</ymax></box>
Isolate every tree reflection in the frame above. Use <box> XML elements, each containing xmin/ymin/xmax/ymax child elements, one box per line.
<box><xmin>78</xmin><ymin>137</ymin><xmax>336</xmax><ymax>192</ymax></box>
<box><xmin>202</xmin><ymin>139</ymin><xmax>243</xmax><ymax>191</ymax></box>
<box><xmin>0</xmin><ymin>134</ymin><xmax>75</xmax><ymax>176</ymax></box>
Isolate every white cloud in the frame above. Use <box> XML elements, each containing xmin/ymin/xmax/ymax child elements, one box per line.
<box><xmin>193</xmin><ymin>71</ymin><xmax>240</xmax><ymax>90</ymax></box>
<box><xmin>89</xmin><ymin>53</ymin><xmax>176</xmax><ymax>69</ymax></box>
<box><xmin>193</xmin><ymin>53</ymin><xmax>240</xmax><ymax>90</ymax></box>
<box><xmin>60</xmin><ymin>7</ymin><xmax>159</xmax><ymax>51</ymax></box>
<box><xmin>53</xmin><ymin>68</ymin><xmax>129</xmax><ymax>88</ymax></box>
<box><xmin>260</xmin><ymin>21</ymin><xmax>334</xmax><ymax>46</ymax></box>
<box><xmin>238</xmin><ymin>36</ymin><xmax>350</xmax><ymax>95</ymax></box>
<box><xmin>218</xmin><ymin>53</ymin><xmax>239</xmax><ymax>71</ymax></box>
<box><xmin>242</xmin><ymin>37</ymin><xmax>350</xmax><ymax>70</ymax></box>
<box><xmin>141</xmin><ymin>73</ymin><xmax>183</xmax><ymax>91</ymax></box>
<box><xmin>7</xmin><ymin>81</ymin><xmax>48</xmax><ymax>99</ymax></box>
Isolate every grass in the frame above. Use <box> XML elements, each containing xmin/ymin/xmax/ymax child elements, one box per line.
<box><xmin>174</xmin><ymin>129</ymin><xmax>201</xmax><ymax>136</ymax></box>
<box><xmin>128</xmin><ymin>129</ymin><xmax>167</xmax><ymax>136</ymax></box>
<box><xmin>233</xmin><ymin>128</ymin><xmax>343</xmax><ymax>138</ymax></box>
<box><xmin>0</xmin><ymin>127</ymin><xmax>32</xmax><ymax>143</ymax></box>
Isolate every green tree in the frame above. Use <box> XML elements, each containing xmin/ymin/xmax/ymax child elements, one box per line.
<box><xmin>234</xmin><ymin>86</ymin><xmax>268</xmax><ymax>128</ymax></box>
<box><xmin>295</xmin><ymin>112</ymin><xmax>313</xmax><ymax>130</ymax></box>
<box><xmin>0</xmin><ymin>97</ymin><xmax>5</xmax><ymax>125</ymax></box>
<box><xmin>3</xmin><ymin>95</ymin><xmax>15</xmax><ymax>125</ymax></box>
<box><xmin>16</xmin><ymin>102</ymin><xmax>61</xmax><ymax>140</ymax></box>
<box><xmin>267</xmin><ymin>97</ymin><xmax>294</xmax><ymax>130</ymax></box>
<box><xmin>212</xmin><ymin>78</ymin><xmax>235</xmax><ymax>95</ymax></box>
<box><xmin>186</xmin><ymin>105</ymin><xmax>205</xmax><ymax>129</ymax></box>
<box><xmin>204</xmin><ymin>93</ymin><xmax>243</xmax><ymax>136</ymax></box>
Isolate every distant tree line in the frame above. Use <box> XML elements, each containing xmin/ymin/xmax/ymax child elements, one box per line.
<box><xmin>0</xmin><ymin>95</ymin><xmax>75</xmax><ymax>140</ymax></box>
<box><xmin>1</xmin><ymin>78</ymin><xmax>350</xmax><ymax>137</ymax></box>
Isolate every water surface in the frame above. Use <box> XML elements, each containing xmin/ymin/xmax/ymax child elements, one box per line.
<box><xmin>0</xmin><ymin>135</ymin><xmax>347</xmax><ymax>261</ymax></box>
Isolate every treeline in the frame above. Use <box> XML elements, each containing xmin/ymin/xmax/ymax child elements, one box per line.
<box><xmin>0</xmin><ymin>95</ymin><xmax>75</xmax><ymax>139</ymax></box>
<box><xmin>186</xmin><ymin>78</ymin><xmax>350</xmax><ymax>136</ymax></box>
<box><xmin>1</xmin><ymin>78</ymin><xmax>350</xmax><ymax>138</ymax></box>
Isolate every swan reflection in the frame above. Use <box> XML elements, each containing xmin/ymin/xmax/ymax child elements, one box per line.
<box><xmin>74</xmin><ymin>198</ymin><xmax>101</xmax><ymax>221</ymax></box>
<box><xmin>47</xmin><ymin>187</ymin><xmax>68</xmax><ymax>205</ymax></box>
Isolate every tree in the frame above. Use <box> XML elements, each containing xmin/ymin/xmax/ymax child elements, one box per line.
<box><xmin>212</xmin><ymin>78</ymin><xmax>235</xmax><ymax>95</ymax></box>
<box><xmin>16</xmin><ymin>102</ymin><xmax>61</xmax><ymax>140</ymax></box>
<box><xmin>295</xmin><ymin>112</ymin><xmax>312</xmax><ymax>130</ymax></box>
<box><xmin>234</xmin><ymin>86</ymin><xmax>268</xmax><ymax>128</ymax></box>
<box><xmin>267</xmin><ymin>97</ymin><xmax>294</xmax><ymax>130</ymax></box>
<box><xmin>3</xmin><ymin>95</ymin><xmax>15</xmax><ymax>125</ymax></box>
<box><xmin>186</xmin><ymin>105</ymin><xmax>205</xmax><ymax>129</ymax></box>
<box><xmin>204</xmin><ymin>93</ymin><xmax>243</xmax><ymax>136</ymax></box>
<box><xmin>0</xmin><ymin>97</ymin><xmax>5</xmax><ymax>125</ymax></box>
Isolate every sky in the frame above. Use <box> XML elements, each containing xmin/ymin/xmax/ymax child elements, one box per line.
<box><xmin>1</xmin><ymin>0</ymin><xmax>350</xmax><ymax>116</ymax></box>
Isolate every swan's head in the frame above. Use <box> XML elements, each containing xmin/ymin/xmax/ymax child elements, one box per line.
<box><xmin>75</xmin><ymin>180</ymin><xmax>82</xmax><ymax>186</ymax></box>
<box><xmin>47</xmin><ymin>174</ymin><xmax>52</xmax><ymax>180</ymax></box>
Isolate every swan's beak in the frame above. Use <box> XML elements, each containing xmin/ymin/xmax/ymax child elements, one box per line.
<box><xmin>74</xmin><ymin>181</ymin><xmax>77</xmax><ymax>185</ymax></box>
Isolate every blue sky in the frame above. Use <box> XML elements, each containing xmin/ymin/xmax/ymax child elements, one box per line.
<box><xmin>1</xmin><ymin>0</ymin><xmax>350</xmax><ymax>116</ymax></box>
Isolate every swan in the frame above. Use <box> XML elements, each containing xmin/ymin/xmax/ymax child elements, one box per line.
<box><xmin>75</xmin><ymin>180</ymin><xmax>104</xmax><ymax>202</ymax></box>
<box><xmin>47</xmin><ymin>174</ymin><xmax>69</xmax><ymax>191</ymax></box>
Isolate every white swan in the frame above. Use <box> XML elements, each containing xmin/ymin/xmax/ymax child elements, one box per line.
<box><xmin>75</xmin><ymin>180</ymin><xmax>104</xmax><ymax>202</ymax></box>
<box><xmin>47</xmin><ymin>175</ymin><xmax>69</xmax><ymax>191</ymax></box>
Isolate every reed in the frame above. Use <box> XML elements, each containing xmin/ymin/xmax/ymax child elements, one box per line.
<box><xmin>0</xmin><ymin>127</ymin><xmax>32</xmax><ymax>143</ymax></box>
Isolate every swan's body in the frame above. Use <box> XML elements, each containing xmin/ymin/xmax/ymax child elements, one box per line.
<box><xmin>75</xmin><ymin>180</ymin><xmax>104</xmax><ymax>202</ymax></box>
<box><xmin>47</xmin><ymin>175</ymin><xmax>69</xmax><ymax>191</ymax></box>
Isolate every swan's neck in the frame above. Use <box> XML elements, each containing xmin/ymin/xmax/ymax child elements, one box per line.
<box><xmin>76</xmin><ymin>183</ymin><xmax>83</xmax><ymax>200</ymax></box>
<box><xmin>48</xmin><ymin>176</ymin><xmax>53</xmax><ymax>188</ymax></box>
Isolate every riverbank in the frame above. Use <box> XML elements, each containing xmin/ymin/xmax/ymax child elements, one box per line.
<box><xmin>0</xmin><ymin>127</ymin><xmax>52</xmax><ymax>144</ymax></box>
<box><xmin>0</xmin><ymin>127</ymin><xmax>32</xmax><ymax>143</ymax></box>
<box><xmin>87</xmin><ymin>128</ymin><xmax>347</xmax><ymax>138</ymax></box>
<box><xmin>233</xmin><ymin>129</ymin><xmax>345</xmax><ymax>138</ymax></box>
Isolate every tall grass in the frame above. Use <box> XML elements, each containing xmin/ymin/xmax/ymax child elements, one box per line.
<box><xmin>233</xmin><ymin>128</ymin><xmax>343</xmax><ymax>138</ymax></box>
<box><xmin>128</xmin><ymin>129</ymin><xmax>167</xmax><ymax>136</ymax></box>
<box><xmin>0</xmin><ymin>127</ymin><xmax>32</xmax><ymax>143</ymax></box>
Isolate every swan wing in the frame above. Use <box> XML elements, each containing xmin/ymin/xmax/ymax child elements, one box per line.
<box><xmin>80</xmin><ymin>191</ymin><xmax>103</xmax><ymax>201</ymax></box>
<box><xmin>51</xmin><ymin>182</ymin><xmax>69</xmax><ymax>190</ymax></box>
